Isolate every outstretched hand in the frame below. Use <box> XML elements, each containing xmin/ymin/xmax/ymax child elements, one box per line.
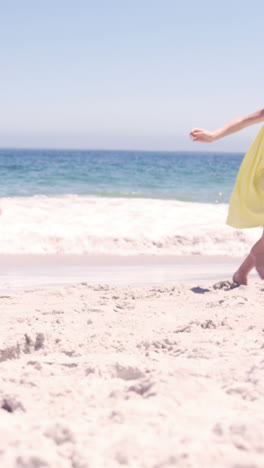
<box><xmin>190</xmin><ymin>128</ymin><xmax>215</xmax><ymax>143</ymax></box>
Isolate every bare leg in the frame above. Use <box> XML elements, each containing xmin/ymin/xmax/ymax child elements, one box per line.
<box><xmin>233</xmin><ymin>253</ymin><xmax>255</xmax><ymax>285</ymax></box>
<box><xmin>250</xmin><ymin>228</ymin><xmax>264</xmax><ymax>279</ymax></box>
<box><xmin>233</xmin><ymin>228</ymin><xmax>264</xmax><ymax>284</ymax></box>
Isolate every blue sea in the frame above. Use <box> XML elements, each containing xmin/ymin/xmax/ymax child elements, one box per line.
<box><xmin>1</xmin><ymin>148</ymin><xmax>256</xmax><ymax>256</ymax></box>
<box><xmin>0</xmin><ymin>148</ymin><xmax>243</xmax><ymax>203</ymax></box>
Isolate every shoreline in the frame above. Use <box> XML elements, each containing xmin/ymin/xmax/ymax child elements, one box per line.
<box><xmin>0</xmin><ymin>254</ymin><xmax>257</xmax><ymax>289</ymax></box>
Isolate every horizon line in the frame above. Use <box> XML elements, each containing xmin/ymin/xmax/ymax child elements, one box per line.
<box><xmin>0</xmin><ymin>146</ymin><xmax>244</xmax><ymax>155</ymax></box>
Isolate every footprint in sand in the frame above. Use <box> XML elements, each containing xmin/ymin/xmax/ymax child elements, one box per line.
<box><xmin>114</xmin><ymin>363</ymin><xmax>145</xmax><ymax>381</ymax></box>
<box><xmin>128</xmin><ymin>378</ymin><xmax>155</xmax><ymax>397</ymax></box>
<box><xmin>200</xmin><ymin>319</ymin><xmax>216</xmax><ymax>329</ymax></box>
<box><xmin>0</xmin><ymin>344</ymin><xmax>20</xmax><ymax>363</ymax></box>
<box><xmin>1</xmin><ymin>396</ymin><xmax>25</xmax><ymax>413</ymax></box>
<box><xmin>138</xmin><ymin>338</ymin><xmax>184</xmax><ymax>357</ymax></box>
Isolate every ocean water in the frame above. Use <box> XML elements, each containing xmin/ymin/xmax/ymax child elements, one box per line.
<box><xmin>0</xmin><ymin>148</ymin><xmax>261</xmax><ymax>256</ymax></box>
<box><xmin>0</xmin><ymin>148</ymin><xmax>243</xmax><ymax>203</ymax></box>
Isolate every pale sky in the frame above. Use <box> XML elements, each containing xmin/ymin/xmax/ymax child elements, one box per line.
<box><xmin>0</xmin><ymin>0</ymin><xmax>263</xmax><ymax>151</ymax></box>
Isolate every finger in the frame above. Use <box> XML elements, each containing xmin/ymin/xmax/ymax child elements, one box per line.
<box><xmin>191</xmin><ymin>130</ymin><xmax>205</xmax><ymax>135</ymax></box>
<box><xmin>190</xmin><ymin>131</ymin><xmax>204</xmax><ymax>138</ymax></box>
<box><xmin>191</xmin><ymin>128</ymin><xmax>204</xmax><ymax>133</ymax></box>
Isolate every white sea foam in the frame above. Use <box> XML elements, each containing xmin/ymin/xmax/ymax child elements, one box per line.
<box><xmin>0</xmin><ymin>195</ymin><xmax>261</xmax><ymax>256</ymax></box>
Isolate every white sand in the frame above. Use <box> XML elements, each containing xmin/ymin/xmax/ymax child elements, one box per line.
<box><xmin>1</xmin><ymin>275</ymin><xmax>264</xmax><ymax>467</ymax></box>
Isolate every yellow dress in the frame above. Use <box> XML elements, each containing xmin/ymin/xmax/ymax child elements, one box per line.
<box><xmin>226</xmin><ymin>125</ymin><xmax>264</xmax><ymax>228</ymax></box>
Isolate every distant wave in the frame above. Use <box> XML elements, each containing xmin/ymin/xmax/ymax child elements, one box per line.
<box><xmin>0</xmin><ymin>195</ymin><xmax>260</xmax><ymax>255</ymax></box>
<box><xmin>0</xmin><ymin>148</ymin><xmax>242</xmax><ymax>202</ymax></box>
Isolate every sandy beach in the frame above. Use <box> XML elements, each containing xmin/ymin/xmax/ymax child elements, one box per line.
<box><xmin>1</xmin><ymin>0</ymin><xmax>264</xmax><ymax>465</ymax></box>
<box><xmin>1</xmin><ymin>257</ymin><xmax>264</xmax><ymax>468</ymax></box>
<box><xmin>1</xmin><ymin>168</ymin><xmax>262</xmax><ymax>468</ymax></box>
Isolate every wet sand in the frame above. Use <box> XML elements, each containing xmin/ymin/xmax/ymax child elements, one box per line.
<box><xmin>0</xmin><ymin>254</ymin><xmax>257</xmax><ymax>289</ymax></box>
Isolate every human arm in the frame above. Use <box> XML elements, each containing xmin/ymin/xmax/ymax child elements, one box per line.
<box><xmin>190</xmin><ymin>108</ymin><xmax>264</xmax><ymax>143</ymax></box>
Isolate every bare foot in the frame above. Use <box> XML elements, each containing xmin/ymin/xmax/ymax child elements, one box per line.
<box><xmin>232</xmin><ymin>252</ymin><xmax>255</xmax><ymax>286</ymax></box>
<box><xmin>232</xmin><ymin>270</ymin><xmax>248</xmax><ymax>286</ymax></box>
<box><xmin>251</xmin><ymin>240</ymin><xmax>264</xmax><ymax>279</ymax></box>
